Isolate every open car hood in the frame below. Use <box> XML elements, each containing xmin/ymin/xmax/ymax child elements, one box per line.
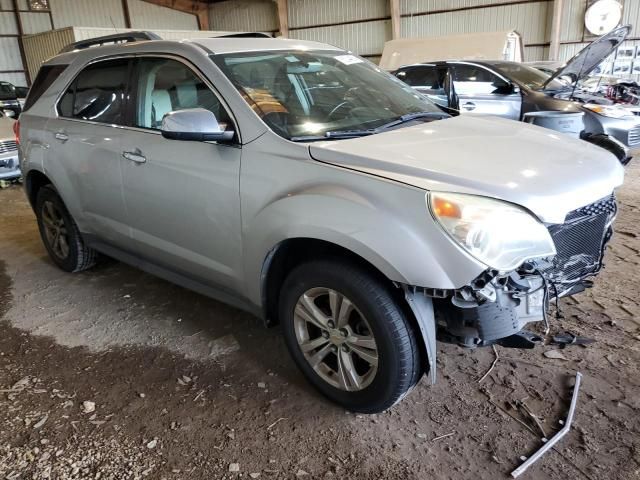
<box><xmin>544</xmin><ymin>25</ymin><xmax>630</xmax><ymax>89</ymax></box>
<box><xmin>308</xmin><ymin>115</ymin><xmax>624</xmax><ymax>224</ymax></box>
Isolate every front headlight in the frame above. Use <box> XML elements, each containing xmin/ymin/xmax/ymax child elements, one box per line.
<box><xmin>583</xmin><ymin>103</ymin><xmax>634</xmax><ymax>119</ymax></box>
<box><xmin>428</xmin><ymin>192</ymin><xmax>556</xmax><ymax>272</ymax></box>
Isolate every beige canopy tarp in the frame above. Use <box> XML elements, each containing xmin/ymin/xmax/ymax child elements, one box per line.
<box><xmin>379</xmin><ymin>30</ymin><xmax>523</xmax><ymax>71</ymax></box>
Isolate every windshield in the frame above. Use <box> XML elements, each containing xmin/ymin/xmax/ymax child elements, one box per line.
<box><xmin>0</xmin><ymin>82</ymin><xmax>16</xmax><ymax>100</ymax></box>
<box><xmin>211</xmin><ymin>50</ymin><xmax>443</xmax><ymax>140</ymax></box>
<box><xmin>490</xmin><ymin>62</ymin><xmax>569</xmax><ymax>90</ymax></box>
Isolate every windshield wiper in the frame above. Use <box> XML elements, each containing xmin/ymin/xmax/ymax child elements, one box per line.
<box><xmin>373</xmin><ymin>111</ymin><xmax>449</xmax><ymax>132</ymax></box>
<box><xmin>289</xmin><ymin>133</ymin><xmax>371</xmax><ymax>142</ymax></box>
<box><xmin>290</xmin><ymin>111</ymin><xmax>449</xmax><ymax>142</ymax></box>
<box><xmin>321</xmin><ymin>112</ymin><xmax>447</xmax><ymax>139</ymax></box>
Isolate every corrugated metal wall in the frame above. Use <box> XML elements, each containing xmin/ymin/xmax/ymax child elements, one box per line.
<box><xmin>2</xmin><ymin>0</ymin><xmax>207</xmax><ymax>84</ymax></box>
<box><xmin>22</xmin><ymin>27</ymin><xmax>75</xmax><ymax>81</ymax></box>
<box><xmin>401</xmin><ymin>0</ymin><xmax>541</xmax><ymax>13</ymax></box>
<box><xmin>209</xmin><ymin>0</ymin><xmax>279</xmax><ymax>33</ymax></box>
<box><xmin>0</xmin><ymin>0</ymin><xmax>51</xmax><ymax>85</ymax></box>
<box><xmin>401</xmin><ymin>1</ymin><xmax>552</xmax><ymax>61</ymax></box>
<box><xmin>128</xmin><ymin>0</ymin><xmax>198</xmax><ymax>30</ymax></box>
<box><xmin>288</xmin><ymin>0</ymin><xmax>389</xmax><ymax>58</ymax></box>
<box><xmin>20</xmin><ymin>12</ymin><xmax>54</xmax><ymax>34</ymax></box>
<box><xmin>51</xmin><ymin>0</ymin><xmax>126</xmax><ymax>29</ymax></box>
<box><xmin>21</xmin><ymin>28</ymin><xmax>236</xmax><ymax>80</ymax></box>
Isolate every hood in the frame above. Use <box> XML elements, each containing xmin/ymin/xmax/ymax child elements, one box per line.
<box><xmin>309</xmin><ymin>115</ymin><xmax>624</xmax><ymax>224</ymax></box>
<box><xmin>544</xmin><ymin>25</ymin><xmax>630</xmax><ymax>89</ymax></box>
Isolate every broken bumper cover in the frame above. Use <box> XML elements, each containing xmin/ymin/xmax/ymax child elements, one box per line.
<box><xmin>431</xmin><ymin>193</ymin><xmax>617</xmax><ymax>348</ymax></box>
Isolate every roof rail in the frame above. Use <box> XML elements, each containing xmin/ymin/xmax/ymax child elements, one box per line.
<box><xmin>213</xmin><ymin>32</ymin><xmax>273</xmax><ymax>38</ymax></box>
<box><xmin>59</xmin><ymin>31</ymin><xmax>161</xmax><ymax>53</ymax></box>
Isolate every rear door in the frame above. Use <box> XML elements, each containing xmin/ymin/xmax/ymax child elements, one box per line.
<box><xmin>44</xmin><ymin>58</ymin><xmax>132</xmax><ymax>248</ymax></box>
<box><xmin>120</xmin><ymin>56</ymin><xmax>243</xmax><ymax>292</ymax></box>
<box><xmin>450</xmin><ymin>62</ymin><xmax>521</xmax><ymax>119</ymax></box>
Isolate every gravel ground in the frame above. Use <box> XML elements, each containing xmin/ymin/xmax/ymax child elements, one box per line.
<box><xmin>0</xmin><ymin>160</ymin><xmax>639</xmax><ymax>479</ymax></box>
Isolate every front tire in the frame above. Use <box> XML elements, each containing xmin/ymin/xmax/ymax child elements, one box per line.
<box><xmin>279</xmin><ymin>259</ymin><xmax>422</xmax><ymax>413</ymax></box>
<box><xmin>35</xmin><ymin>185</ymin><xmax>97</xmax><ymax>272</ymax></box>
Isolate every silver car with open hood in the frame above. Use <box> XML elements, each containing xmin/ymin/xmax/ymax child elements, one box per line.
<box><xmin>394</xmin><ymin>26</ymin><xmax>640</xmax><ymax>163</ymax></box>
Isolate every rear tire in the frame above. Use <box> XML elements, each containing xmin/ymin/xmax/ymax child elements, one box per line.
<box><xmin>35</xmin><ymin>185</ymin><xmax>97</xmax><ymax>272</ymax></box>
<box><xmin>279</xmin><ymin>259</ymin><xmax>422</xmax><ymax>413</ymax></box>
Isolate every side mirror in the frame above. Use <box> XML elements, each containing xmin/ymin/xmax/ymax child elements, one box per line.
<box><xmin>2</xmin><ymin>109</ymin><xmax>15</xmax><ymax>118</ymax></box>
<box><xmin>160</xmin><ymin>108</ymin><xmax>235</xmax><ymax>143</ymax></box>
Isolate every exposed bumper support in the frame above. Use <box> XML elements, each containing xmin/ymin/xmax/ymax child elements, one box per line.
<box><xmin>511</xmin><ymin>372</ymin><xmax>583</xmax><ymax>478</ymax></box>
<box><xmin>404</xmin><ymin>288</ymin><xmax>437</xmax><ymax>385</ymax></box>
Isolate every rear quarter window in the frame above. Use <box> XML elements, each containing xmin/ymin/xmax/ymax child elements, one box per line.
<box><xmin>57</xmin><ymin>58</ymin><xmax>130</xmax><ymax>125</ymax></box>
<box><xmin>23</xmin><ymin>65</ymin><xmax>68</xmax><ymax>111</ymax></box>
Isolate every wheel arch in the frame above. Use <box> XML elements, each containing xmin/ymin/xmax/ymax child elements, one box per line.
<box><xmin>260</xmin><ymin>237</ymin><xmax>431</xmax><ymax>380</ymax></box>
<box><xmin>25</xmin><ymin>168</ymin><xmax>54</xmax><ymax>210</ymax></box>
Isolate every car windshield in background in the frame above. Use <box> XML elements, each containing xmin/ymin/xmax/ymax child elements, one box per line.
<box><xmin>0</xmin><ymin>82</ymin><xmax>17</xmax><ymax>100</ymax></box>
<box><xmin>490</xmin><ymin>62</ymin><xmax>569</xmax><ymax>90</ymax></box>
<box><xmin>212</xmin><ymin>50</ymin><xmax>444</xmax><ymax>140</ymax></box>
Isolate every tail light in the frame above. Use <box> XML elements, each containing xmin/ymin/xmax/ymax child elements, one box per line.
<box><xmin>13</xmin><ymin>119</ymin><xmax>20</xmax><ymax>145</ymax></box>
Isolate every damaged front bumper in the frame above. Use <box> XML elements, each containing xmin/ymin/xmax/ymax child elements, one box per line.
<box><xmin>404</xmin><ymin>193</ymin><xmax>617</xmax><ymax>382</ymax></box>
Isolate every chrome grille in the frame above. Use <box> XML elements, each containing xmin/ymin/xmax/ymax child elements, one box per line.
<box><xmin>0</xmin><ymin>140</ymin><xmax>17</xmax><ymax>154</ymax></box>
<box><xmin>543</xmin><ymin>194</ymin><xmax>616</xmax><ymax>285</ymax></box>
<box><xmin>629</xmin><ymin>126</ymin><xmax>640</xmax><ymax>146</ymax></box>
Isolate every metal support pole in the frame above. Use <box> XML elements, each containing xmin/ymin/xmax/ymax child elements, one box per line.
<box><xmin>275</xmin><ymin>0</ymin><xmax>288</xmax><ymax>38</ymax></box>
<box><xmin>549</xmin><ymin>0</ymin><xmax>565</xmax><ymax>61</ymax></box>
<box><xmin>390</xmin><ymin>0</ymin><xmax>401</xmax><ymax>39</ymax></box>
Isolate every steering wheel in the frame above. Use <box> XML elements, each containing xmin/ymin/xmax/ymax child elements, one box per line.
<box><xmin>328</xmin><ymin>101</ymin><xmax>352</xmax><ymax>121</ymax></box>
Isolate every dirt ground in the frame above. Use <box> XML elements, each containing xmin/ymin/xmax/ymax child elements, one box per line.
<box><xmin>0</xmin><ymin>162</ymin><xmax>639</xmax><ymax>480</ymax></box>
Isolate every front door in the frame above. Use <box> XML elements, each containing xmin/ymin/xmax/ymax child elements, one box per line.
<box><xmin>120</xmin><ymin>56</ymin><xmax>243</xmax><ymax>292</ymax></box>
<box><xmin>395</xmin><ymin>65</ymin><xmax>449</xmax><ymax>108</ymax></box>
<box><xmin>44</xmin><ymin>58</ymin><xmax>132</xmax><ymax>248</ymax></box>
<box><xmin>451</xmin><ymin>63</ymin><xmax>521</xmax><ymax>120</ymax></box>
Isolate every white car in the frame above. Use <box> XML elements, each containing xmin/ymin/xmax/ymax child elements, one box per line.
<box><xmin>0</xmin><ymin>110</ymin><xmax>19</xmax><ymax>180</ymax></box>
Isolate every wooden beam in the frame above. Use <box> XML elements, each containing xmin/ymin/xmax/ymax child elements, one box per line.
<box><xmin>390</xmin><ymin>0</ymin><xmax>400</xmax><ymax>40</ymax></box>
<box><xmin>122</xmin><ymin>0</ymin><xmax>132</xmax><ymax>28</ymax></box>
<box><xmin>138</xmin><ymin>0</ymin><xmax>209</xmax><ymax>30</ymax></box>
<box><xmin>275</xmin><ymin>0</ymin><xmax>288</xmax><ymax>37</ymax></box>
<box><xmin>549</xmin><ymin>0</ymin><xmax>564</xmax><ymax>60</ymax></box>
<box><xmin>12</xmin><ymin>0</ymin><xmax>30</xmax><ymax>85</ymax></box>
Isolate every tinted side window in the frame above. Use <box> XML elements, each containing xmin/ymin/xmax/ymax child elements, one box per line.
<box><xmin>134</xmin><ymin>57</ymin><xmax>231</xmax><ymax>130</ymax></box>
<box><xmin>24</xmin><ymin>65</ymin><xmax>67</xmax><ymax>111</ymax></box>
<box><xmin>452</xmin><ymin>64</ymin><xmax>510</xmax><ymax>95</ymax></box>
<box><xmin>396</xmin><ymin>66</ymin><xmax>440</xmax><ymax>88</ymax></box>
<box><xmin>58</xmin><ymin>59</ymin><xmax>130</xmax><ymax>124</ymax></box>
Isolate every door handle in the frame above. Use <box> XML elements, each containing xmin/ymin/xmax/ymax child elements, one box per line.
<box><xmin>54</xmin><ymin>132</ymin><xmax>69</xmax><ymax>142</ymax></box>
<box><xmin>462</xmin><ymin>102</ymin><xmax>476</xmax><ymax>111</ymax></box>
<box><xmin>122</xmin><ymin>151</ymin><xmax>147</xmax><ymax>164</ymax></box>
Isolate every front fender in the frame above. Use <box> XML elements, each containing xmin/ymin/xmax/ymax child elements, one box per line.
<box><xmin>240</xmin><ymin>136</ymin><xmax>487</xmax><ymax>308</ymax></box>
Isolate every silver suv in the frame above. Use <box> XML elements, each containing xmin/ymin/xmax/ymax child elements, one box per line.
<box><xmin>17</xmin><ymin>32</ymin><xmax>624</xmax><ymax>413</ymax></box>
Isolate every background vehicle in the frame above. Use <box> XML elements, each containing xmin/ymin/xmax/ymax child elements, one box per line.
<box><xmin>0</xmin><ymin>110</ymin><xmax>20</xmax><ymax>181</ymax></box>
<box><xmin>14</xmin><ymin>86</ymin><xmax>29</xmax><ymax>109</ymax></box>
<box><xmin>17</xmin><ymin>33</ymin><xmax>624</xmax><ymax>413</ymax></box>
<box><xmin>393</xmin><ymin>26</ymin><xmax>638</xmax><ymax>163</ymax></box>
<box><xmin>0</xmin><ymin>81</ymin><xmax>22</xmax><ymax>118</ymax></box>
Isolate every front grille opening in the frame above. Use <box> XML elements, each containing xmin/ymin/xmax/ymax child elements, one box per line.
<box><xmin>542</xmin><ymin>194</ymin><xmax>616</xmax><ymax>285</ymax></box>
<box><xmin>0</xmin><ymin>140</ymin><xmax>17</xmax><ymax>154</ymax></box>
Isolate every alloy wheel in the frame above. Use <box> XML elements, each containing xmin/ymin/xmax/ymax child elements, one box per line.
<box><xmin>293</xmin><ymin>287</ymin><xmax>379</xmax><ymax>391</ymax></box>
<box><xmin>41</xmin><ymin>200</ymin><xmax>70</xmax><ymax>260</ymax></box>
